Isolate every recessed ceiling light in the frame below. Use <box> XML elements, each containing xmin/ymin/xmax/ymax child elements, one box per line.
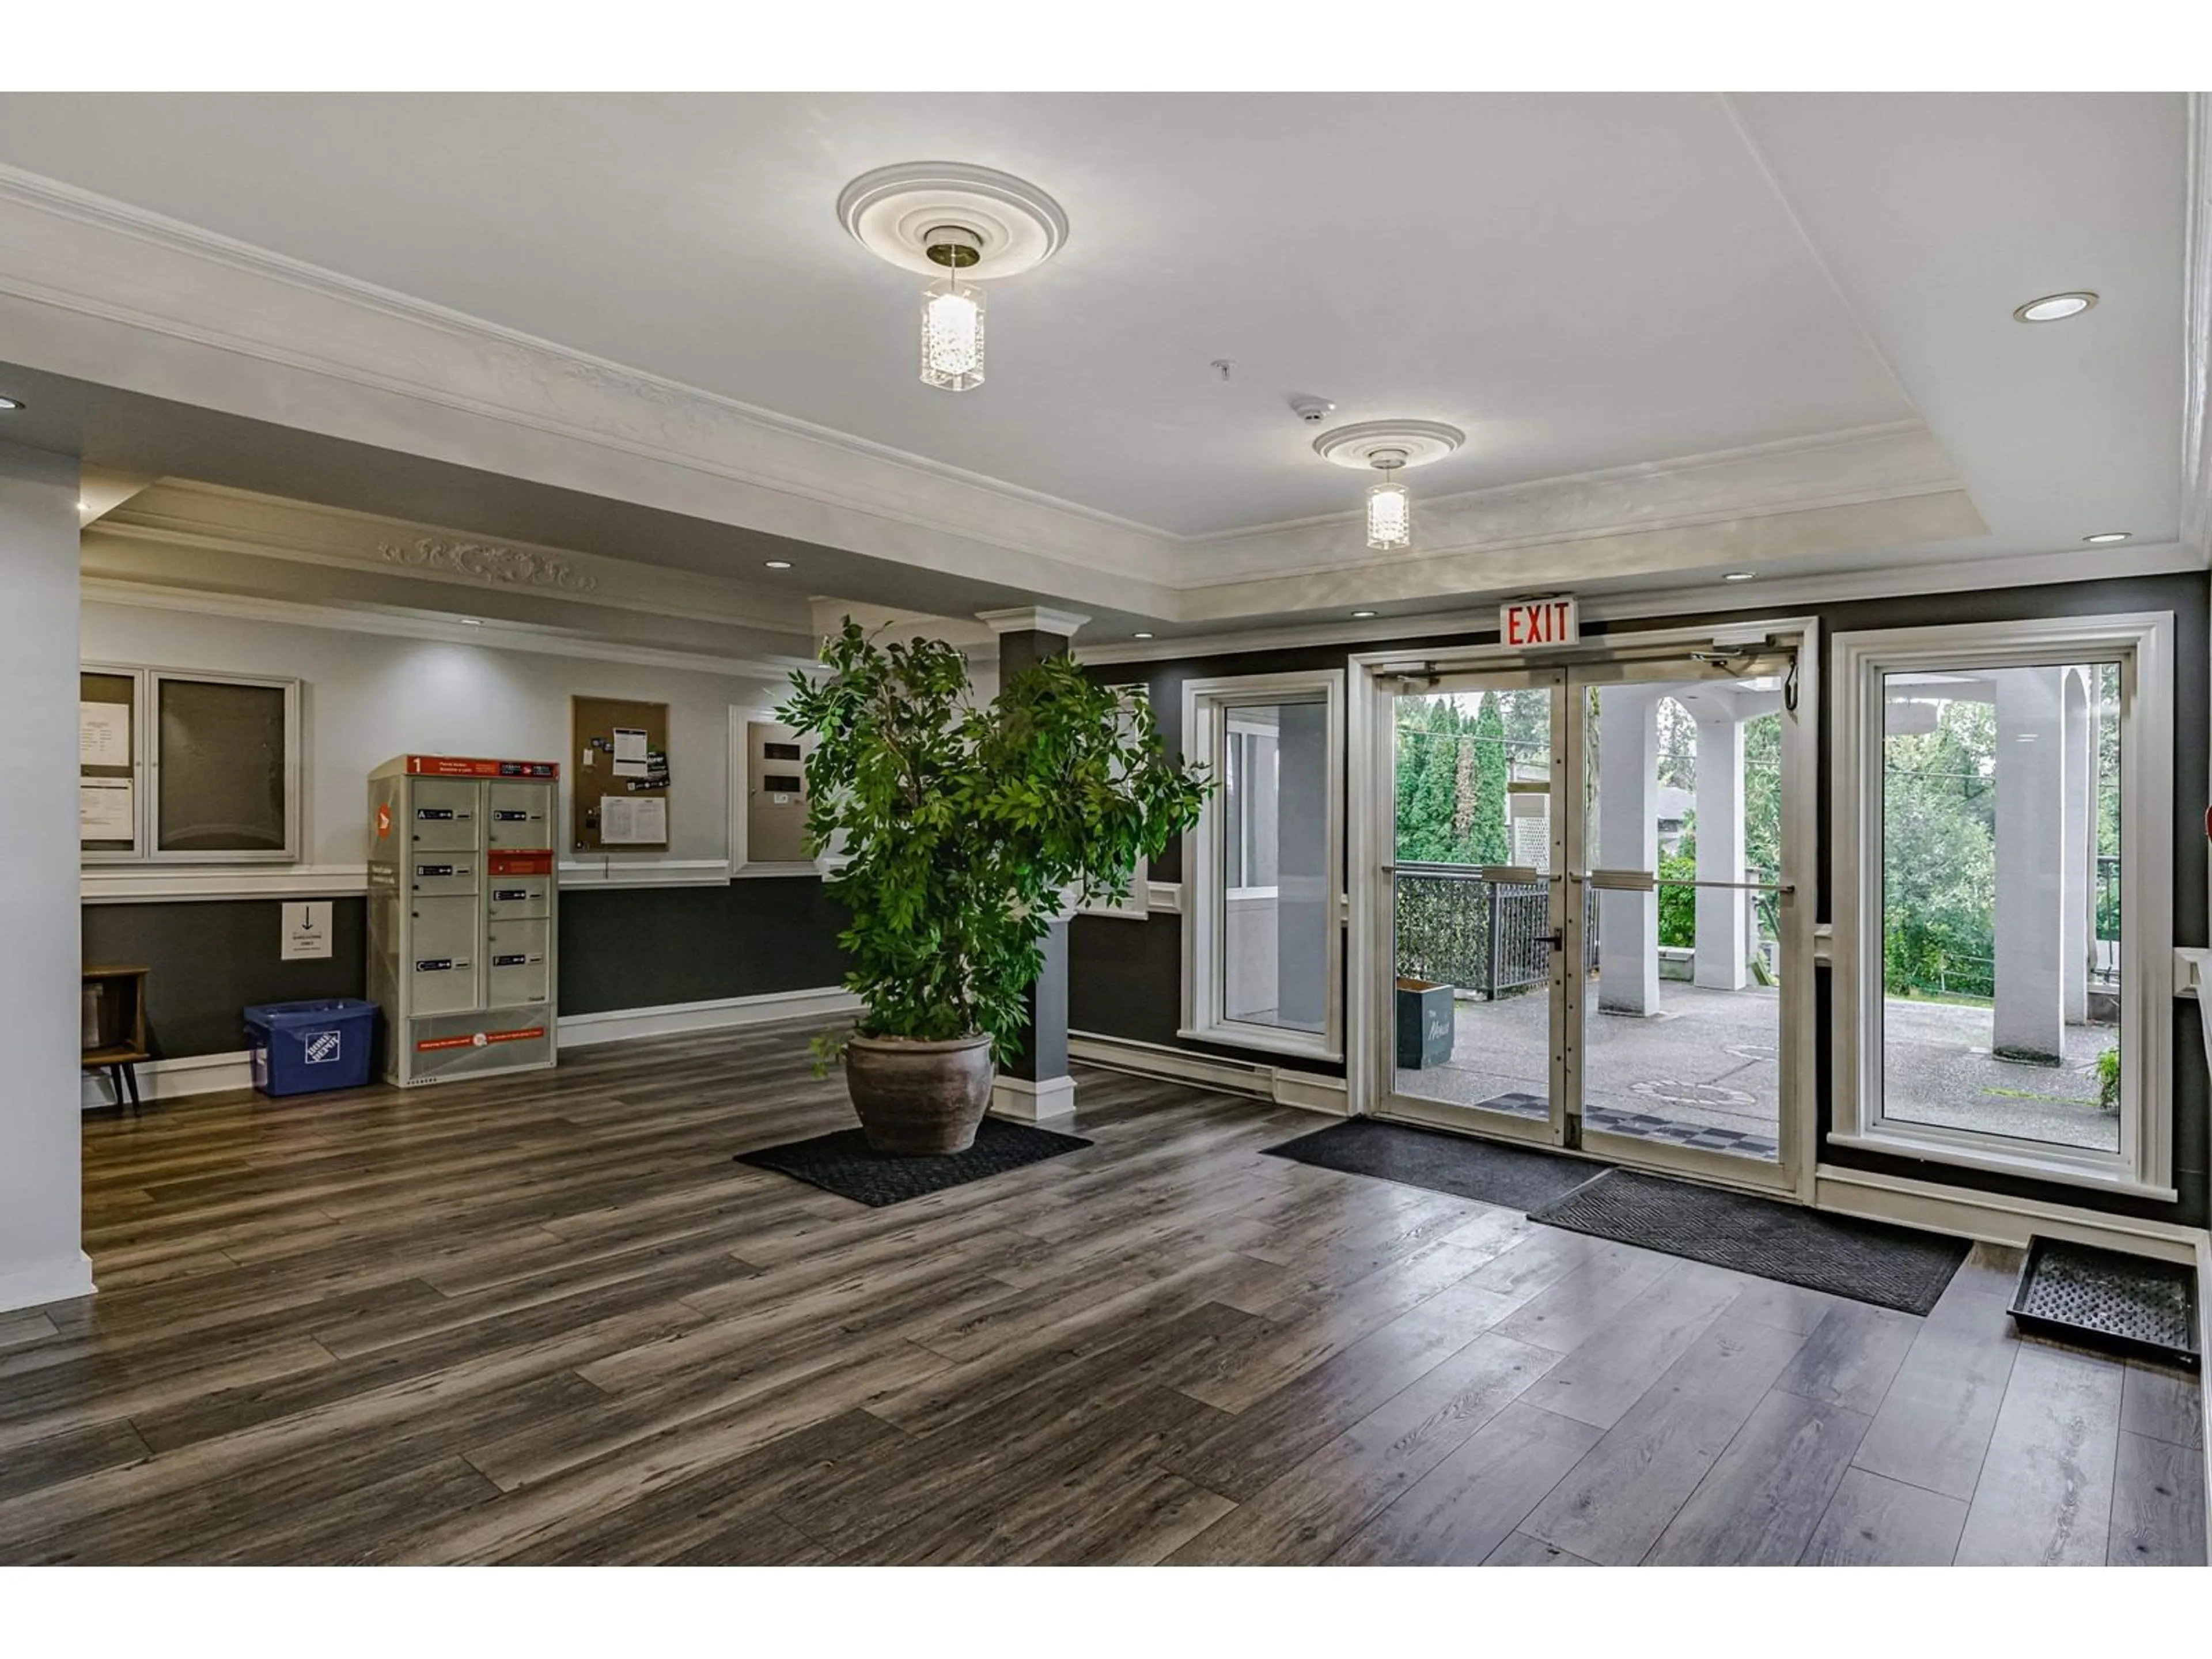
<box><xmin>1722</xmin><ymin>571</ymin><xmax>1757</xmax><ymax>582</ymax></box>
<box><xmin>1351</xmin><ymin>609</ymin><xmax>1379</xmax><ymax>619</ymax></box>
<box><xmin>0</xmin><ymin>395</ymin><xmax>22</xmax><ymax>411</ymax></box>
<box><xmin>764</xmin><ymin>559</ymin><xmax>793</xmax><ymax>570</ymax></box>
<box><xmin>1132</xmin><ymin>631</ymin><xmax>1154</xmax><ymax>639</ymax></box>
<box><xmin>2013</xmin><ymin>291</ymin><xmax>2097</xmax><ymax>323</ymax></box>
<box><xmin>2083</xmin><ymin>531</ymin><xmax>2130</xmax><ymax>545</ymax></box>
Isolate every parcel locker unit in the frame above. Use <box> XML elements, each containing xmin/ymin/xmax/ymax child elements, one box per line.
<box><xmin>368</xmin><ymin>754</ymin><xmax>560</xmax><ymax>1086</ymax></box>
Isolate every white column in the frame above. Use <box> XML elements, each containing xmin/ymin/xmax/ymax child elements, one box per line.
<box><xmin>1693</xmin><ymin>710</ymin><xmax>1747</xmax><ymax>991</ymax></box>
<box><xmin>1597</xmin><ymin>685</ymin><xmax>1661</xmax><ymax>1017</ymax></box>
<box><xmin>1993</xmin><ymin>668</ymin><xmax>2066</xmax><ymax>1064</ymax></box>
<box><xmin>0</xmin><ymin>441</ymin><xmax>92</xmax><ymax>1313</ymax></box>
<box><xmin>2060</xmin><ymin>671</ymin><xmax>2091</xmax><ymax>1025</ymax></box>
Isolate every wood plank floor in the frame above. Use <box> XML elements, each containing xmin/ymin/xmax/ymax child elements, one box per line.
<box><xmin>3</xmin><ymin>1021</ymin><xmax>2202</xmax><ymax>1566</ymax></box>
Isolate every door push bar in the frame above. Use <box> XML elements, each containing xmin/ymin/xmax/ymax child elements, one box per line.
<box><xmin>1571</xmin><ymin>868</ymin><xmax>1795</xmax><ymax>895</ymax></box>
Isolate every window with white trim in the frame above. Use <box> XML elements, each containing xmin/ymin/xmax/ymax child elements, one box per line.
<box><xmin>1831</xmin><ymin>614</ymin><xmax>2174</xmax><ymax>1196</ymax></box>
<box><xmin>80</xmin><ymin>665</ymin><xmax>301</xmax><ymax>865</ymax></box>
<box><xmin>1181</xmin><ymin>669</ymin><xmax>1345</xmax><ymax>1060</ymax></box>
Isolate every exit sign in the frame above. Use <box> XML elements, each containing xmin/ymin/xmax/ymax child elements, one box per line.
<box><xmin>1502</xmin><ymin>595</ymin><xmax>1579</xmax><ymax>649</ymax></box>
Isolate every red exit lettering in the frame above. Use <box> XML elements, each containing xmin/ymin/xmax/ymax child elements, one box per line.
<box><xmin>1501</xmin><ymin>596</ymin><xmax>1579</xmax><ymax>649</ymax></box>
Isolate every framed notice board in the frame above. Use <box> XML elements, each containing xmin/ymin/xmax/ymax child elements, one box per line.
<box><xmin>570</xmin><ymin>696</ymin><xmax>671</xmax><ymax>851</ymax></box>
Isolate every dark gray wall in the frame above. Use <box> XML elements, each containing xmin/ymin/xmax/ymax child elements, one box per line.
<box><xmin>1073</xmin><ymin>571</ymin><xmax>2210</xmax><ymax>1228</ymax></box>
<box><xmin>82</xmin><ymin>876</ymin><xmax>849</xmax><ymax>1059</ymax></box>
<box><xmin>558</xmin><ymin>877</ymin><xmax>849</xmax><ymax>1014</ymax></box>
<box><xmin>84</xmin><ymin>898</ymin><xmax>371</xmax><ymax>1059</ymax></box>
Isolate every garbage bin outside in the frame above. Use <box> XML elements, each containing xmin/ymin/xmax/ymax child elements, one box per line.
<box><xmin>1395</xmin><ymin>978</ymin><xmax>1455</xmax><ymax>1070</ymax></box>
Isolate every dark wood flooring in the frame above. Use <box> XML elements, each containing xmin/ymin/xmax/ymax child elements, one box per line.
<box><xmin>2</xmin><ymin>1021</ymin><xmax>2202</xmax><ymax>1566</ymax></box>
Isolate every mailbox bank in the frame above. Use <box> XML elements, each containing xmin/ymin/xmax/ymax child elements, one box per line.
<box><xmin>368</xmin><ymin>755</ymin><xmax>560</xmax><ymax>1085</ymax></box>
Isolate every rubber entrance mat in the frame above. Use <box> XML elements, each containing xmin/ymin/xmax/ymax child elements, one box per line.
<box><xmin>1262</xmin><ymin>1119</ymin><xmax>1601</xmax><ymax>1212</ymax></box>
<box><xmin>2009</xmin><ymin>1237</ymin><xmax>2199</xmax><ymax>1368</ymax></box>
<box><xmin>736</xmin><ymin>1118</ymin><xmax>1092</xmax><ymax>1207</ymax></box>
<box><xmin>1529</xmin><ymin>1169</ymin><xmax>1968</xmax><ymax>1315</ymax></box>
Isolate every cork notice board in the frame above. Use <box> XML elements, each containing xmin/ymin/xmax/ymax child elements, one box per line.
<box><xmin>570</xmin><ymin>696</ymin><xmax>671</xmax><ymax>851</ymax></box>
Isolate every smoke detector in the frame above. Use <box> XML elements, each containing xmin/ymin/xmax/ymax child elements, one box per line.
<box><xmin>1289</xmin><ymin>395</ymin><xmax>1336</xmax><ymax>425</ymax></box>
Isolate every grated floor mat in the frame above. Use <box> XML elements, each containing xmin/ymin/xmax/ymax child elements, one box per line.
<box><xmin>2008</xmin><ymin>1236</ymin><xmax>2199</xmax><ymax>1368</ymax></box>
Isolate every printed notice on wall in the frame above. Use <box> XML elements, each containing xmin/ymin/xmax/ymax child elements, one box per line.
<box><xmin>612</xmin><ymin>726</ymin><xmax>650</xmax><ymax>778</ymax></box>
<box><xmin>599</xmin><ymin>794</ymin><xmax>667</xmax><ymax>846</ymax></box>
<box><xmin>80</xmin><ymin>777</ymin><xmax>134</xmax><ymax>841</ymax></box>
<box><xmin>281</xmin><ymin>900</ymin><xmax>334</xmax><ymax>962</ymax></box>
<box><xmin>80</xmin><ymin>701</ymin><xmax>130</xmax><ymax>768</ymax></box>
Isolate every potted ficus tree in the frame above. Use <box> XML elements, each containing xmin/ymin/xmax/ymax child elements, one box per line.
<box><xmin>779</xmin><ymin>619</ymin><xmax>1209</xmax><ymax>1156</ymax></box>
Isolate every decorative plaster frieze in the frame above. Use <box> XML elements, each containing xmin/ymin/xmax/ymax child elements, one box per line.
<box><xmin>378</xmin><ymin>536</ymin><xmax>599</xmax><ymax>593</ymax></box>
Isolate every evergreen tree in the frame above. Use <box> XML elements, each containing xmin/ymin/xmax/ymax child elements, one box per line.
<box><xmin>1472</xmin><ymin>692</ymin><xmax>1510</xmax><ymax>865</ymax></box>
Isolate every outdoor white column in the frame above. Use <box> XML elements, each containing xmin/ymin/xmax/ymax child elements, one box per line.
<box><xmin>1597</xmin><ymin>685</ymin><xmax>1661</xmax><ymax>1017</ymax></box>
<box><xmin>0</xmin><ymin>441</ymin><xmax>92</xmax><ymax>1314</ymax></box>
<box><xmin>1692</xmin><ymin>709</ymin><xmax>1747</xmax><ymax>991</ymax></box>
<box><xmin>2059</xmin><ymin>670</ymin><xmax>2091</xmax><ymax>1025</ymax></box>
<box><xmin>1993</xmin><ymin>666</ymin><xmax>2066</xmax><ymax>1063</ymax></box>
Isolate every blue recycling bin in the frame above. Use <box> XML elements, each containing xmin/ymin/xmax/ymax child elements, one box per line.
<box><xmin>244</xmin><ymin>998</ymin><xmax>378</xmax><ymax>1098</ymax></box>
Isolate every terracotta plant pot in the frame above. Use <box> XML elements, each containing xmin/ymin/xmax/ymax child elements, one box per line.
<box><xmin>844</xmin><ymin>1032</ymin><xmax>996</xmax><ymax>1156</ymax></box>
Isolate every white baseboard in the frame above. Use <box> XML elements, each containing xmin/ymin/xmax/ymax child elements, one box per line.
<box><xmin>556</xmin><ymin>986</ymin><xmax>859</xmax><ymax>1048</ymax></box>
<box><xmin>1067</xmin><ymin>1030</ymin><xmax>1350</xmax><ymax>1115</ymax></box>
<box><xmin>990</xmin><ymin>1073</ymin><xmax>1078</xmax><ymax>1122</ymax></box>
<box><xmin>81</xmin><ymin>986</ymin><xmax>861</xmax><ymax>1108</ymax></box>
<box><xmin>81</xmin><ymin>1048</ymin><xmax>252</xmax><ymax>1109</ymax></box>
<box><xmin>0</xmin><ymin>1250</ymin><xmax>96</xmax><ymax>1315</ymax></box>
<box><xmin>1812</xmin><ymin>1163</ymin><xmax>2205</xmax><ymax>1264</ymax></box>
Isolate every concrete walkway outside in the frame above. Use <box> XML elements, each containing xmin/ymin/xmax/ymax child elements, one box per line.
<box><xmin>1395</xmin><ymin>981</ymin><xmax>2119</xmax><ymax>1154</ymax></box>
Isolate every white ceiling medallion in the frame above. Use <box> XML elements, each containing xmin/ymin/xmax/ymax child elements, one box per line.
<box><xmin>838</xmin><ymin>162</ymin><xmax>1069</xmax><ymax>395</ymax></box>
<box><xmin>1313</xmin><ymin>421</ymin><xmax>1465</xmax><ymax>551</ymax></box>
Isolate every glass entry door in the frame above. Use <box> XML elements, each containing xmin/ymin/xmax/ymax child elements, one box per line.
<box><xmin>1570</xmin><ymin>650</ymin><xmax>1800</xmax><ymax>1188</ymax></box>
<box><xmin>1378</xmin><ymin>645</ymin><xmax>1804</xmax><ymax>1191</ymax></box>
<box><xmin>1385</xmin><ymin>666</ymin><xmax>1571</xmax><ymax>1146</ymax></box>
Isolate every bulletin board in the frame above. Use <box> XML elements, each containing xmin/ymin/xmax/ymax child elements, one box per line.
<box><xmin>570</xmin><ymin>695</ymin><xmax>672</xmax><ymax>852</ymax></box>
<box><xmin>79</xmin><ymin>668</ymin><xmax>139</xmax><ymax>854</ymax></box>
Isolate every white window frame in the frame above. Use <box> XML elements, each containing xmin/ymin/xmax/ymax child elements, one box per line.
<box><xmin>1830</xmin><ymin>612</ymin><xmax>2175</xmax><ymax>1199</ymax></box>
<box><xmin>1180</xmin><ymin>668</ymin><xmax>1346</xmax><ymax>1062</ymax></box>
<box><xmin>82</xmin><ymin>663</ymin><xmax>302</xmax><ymax>866</ymax></box>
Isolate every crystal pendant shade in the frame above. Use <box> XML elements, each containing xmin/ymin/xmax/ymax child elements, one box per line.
<box><xmin>921</xmin><ymin>276</ymin><xmax>986</xmax><ymax>392</ymax></box>
<box><xmin>1366</xmin><ymin>477</ymin><xmax>1411</xmax><ymax>551</ymax></box>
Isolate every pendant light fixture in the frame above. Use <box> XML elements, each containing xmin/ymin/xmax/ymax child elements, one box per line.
<box><xmin>1313</xmin><ymin>420</ymin><xmax>1466</xmax><ymax>552</ymax></box>
<box><xmin>838</xmin><ymin>162</ymin><xmax>1069</xmax><ymax>394</ymax></box>
<box><xmin>919</xmin><ymin>226</ymin><xmax>986</xmax><ymax>392</ymax></box>
<box><xmin>1365</xmin><ymin>450</ymin><xmax>1412</xmax><ymax>551</ymax></box>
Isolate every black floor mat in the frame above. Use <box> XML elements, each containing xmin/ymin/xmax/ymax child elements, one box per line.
<box><xmin>1529</xmin><ymin>1168</ymin><xmax>1968</xmax><ymax>1315</ymax></box>
<box><xmin>736</xmin><ymin>1117</ymin><xmax>1091</xmax><ymax>1207</ymax></box>
<box><xmin>1262</xmin><ymin>1118</ymin><xmax>1601</xmax><ymax>1213</ymax></box>
<box><xmin>2009</xmin><ymin>1237</ymin><xmax>2199</xmax><ymax>1368</ymax></box>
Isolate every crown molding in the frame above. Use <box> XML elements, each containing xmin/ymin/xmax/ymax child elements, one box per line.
<box><xmin>2182</xmin><ymin>91</ymin><xmax>2212</xmax><ymax>558</ymax></box>
<box><xmin>79</xmin><ymin>577</ymin><xmax>812</xmax><ymax>681</ymax></box>
<box><xmin>1077</xmin><ymin>539</ymin><xmax>2203</xmax><ymax>666</ymax></box>
<box><xmin>1179</xmin><ymin>421</ymin><xmax>1968</xmax><ymax>583</ymax></box>
<box><xmin>95</xmin><ymin>478</ymin><xmax>817</xmax><ymax>635</ymax></box>
<box><xmin>978</xmin><ymin>605</ymin><xmax>1089</xmax><ymax>638</ymax></box>
<box><xmin>0</xmin><ymin>162</ymin><xmax>1183</xmax><ymax>613</ymax></box>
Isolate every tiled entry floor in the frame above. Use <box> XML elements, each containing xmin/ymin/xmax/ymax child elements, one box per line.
<box><xmin>5</xmin><ymin>1029</ymin><xmax>2202</xmax><ymax>1566</ymax></box>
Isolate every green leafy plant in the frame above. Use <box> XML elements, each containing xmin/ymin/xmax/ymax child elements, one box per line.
<box><xmin>780</xmin><ymin>619</ymin><xmax>1211</xmax><ymax>1070</ymax></box>
<box><xmin>2095</xmin><ymin>1045</ymin><xmax>2120</xmax><ymax>1113</ymax></box>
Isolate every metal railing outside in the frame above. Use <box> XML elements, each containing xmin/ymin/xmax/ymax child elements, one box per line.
<box><xmin>1394</xmin><ymin>863</ymin><xmax>1598</xmax><ymax>998</ymax></box>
